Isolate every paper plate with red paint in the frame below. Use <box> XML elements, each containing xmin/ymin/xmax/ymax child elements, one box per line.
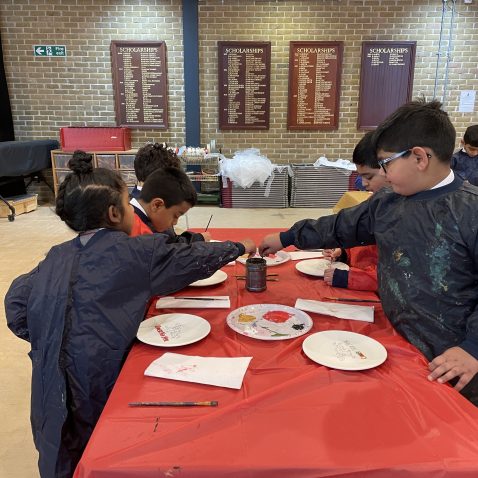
<box><xmin>137</xmin><ymin>314</ymin><xmax>211</xmax><ymax>347</ymax></box>
<box><xmin>226</xmin><ymin>304</ymin><xmax>313</xmax><ymax>340</ymax></box>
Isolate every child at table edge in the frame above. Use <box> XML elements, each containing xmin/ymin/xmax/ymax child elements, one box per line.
<box><xmin>323</xmin><ymin>131</ymin><xmax>386</xmax><ymax>292</ymax></box>
<box><xmin>451</xmin><ymin>124</ymin><xmax>478</xmax><ymax>186</ymax></box>
<box><xmin>131</xmin><ymin>142</ymin><xmax>210</xmax><ymax>242</ymax></box>
<box><xmin>130</xmin><ymin>166</ymin><xmax>197</xmax><ymax>238</ymax></box>
<box><xmin>259</xmin><ymin>100</ymin><xmax>478</xmax><ymax>406</ymax></box>
<box><xmin>4</xmin><ymin>153</ymin><xmax>255</xmax><ymax>478</ymax></box>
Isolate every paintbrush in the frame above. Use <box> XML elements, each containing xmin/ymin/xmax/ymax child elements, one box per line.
<box><xmin>172</xmin><ymin>297</ymin><xmax>228</xmax><ymax>301</ymax></box>
<box><xmin>323</xmin><ymin>297</ymin><xmax>381</xmax><ymax>303</ymax></box>
<box><xmin>205</xmin><ymin>214</ymin><xmax>213</xmax><ymax>232</ymax></box>
<box><xmin>129</xmin><ymin>401</ymin><xmax>218</xmax><ymax>407</ymax></box>
<box><xmin>234</xmin><ymin>274</ymin><xmax>278</xmax><ymax>277</ymax></box>
<box><xmin>235</xmin><ymin>277</ymin><xmax>279</xmax><ymax>281</ymax></box>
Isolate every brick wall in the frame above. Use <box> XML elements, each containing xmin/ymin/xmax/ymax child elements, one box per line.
<box><xmin>198</xmin><ymin>0</ymin><xmax>478</xmax><ymax>161</ymax></box>
<box><xmin>0</xmin><ymin>0</ymin><xmax>185</xmax><ymax>147</ymax></box>
<box><xmin>1</xmin><ymin>0</ymin><xmax>477</xmax><ymax>173</ymax></box>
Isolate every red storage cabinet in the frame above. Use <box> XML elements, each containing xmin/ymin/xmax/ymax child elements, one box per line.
<box><xmin>60</xmin><ymin>127</ymin><xmax>131</xmax><ymax>152</ymax></box>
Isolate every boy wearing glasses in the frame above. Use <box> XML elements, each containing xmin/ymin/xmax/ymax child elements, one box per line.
<box><xmin>259</xmin><ymin>100</ymin><xmax>478</xmax><ymax>406</ymax></box>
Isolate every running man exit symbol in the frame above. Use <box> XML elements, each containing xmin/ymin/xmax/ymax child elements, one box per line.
<box><xmin>34</xmin><ymin>45</ymin><xmax>67</xmax><ymax>57</ymax></box>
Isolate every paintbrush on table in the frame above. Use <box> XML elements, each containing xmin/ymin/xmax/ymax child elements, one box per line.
<box><xmin>129</xmin><ymin>401</ymin><xmax>218</xmax><ymax>407</ymax></box>
<box><xmin>323</xmin><ymin>297</ymin><xmax>381</xmax><ymax>303</ymax></box>
<box><xmin>173</xmin><ymin>297</ymin><xmax>228</xmax><ymax>301</ymax></box>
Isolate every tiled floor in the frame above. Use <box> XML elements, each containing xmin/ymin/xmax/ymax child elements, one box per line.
<box><xmin>0</xmin><ymin>204</ymin><xmax>331</xmax><ymax>477</ymax></box>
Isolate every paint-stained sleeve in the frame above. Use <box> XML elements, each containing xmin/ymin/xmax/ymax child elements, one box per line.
<box><xmin>459</xmin><ymin>227</ymin><xmax>478</xmax><ymax>359</ymax></box>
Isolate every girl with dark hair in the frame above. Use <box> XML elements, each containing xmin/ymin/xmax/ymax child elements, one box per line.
<box><xmin>5</xmin><ymin>151</ymin><xmax>255</xmax><ymax>478</ymax></box>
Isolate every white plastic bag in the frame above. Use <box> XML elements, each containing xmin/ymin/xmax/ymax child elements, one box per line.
<box><xmin>313</xmin><ymin>155</ymin><xmax>357</xmax><ymax>171</ymax></box>
<box><xmin>219</xmin><ymin>148</ymin><xmax>274</xmax><ymax>189</ymax></box>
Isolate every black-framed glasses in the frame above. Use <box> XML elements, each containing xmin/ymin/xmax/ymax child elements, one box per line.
<box><xmin>378</xmin><ymin>150</ymin><xmax>411</xmax><ymax>173</ymax></box>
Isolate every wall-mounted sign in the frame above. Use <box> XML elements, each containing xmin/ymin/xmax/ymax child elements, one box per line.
<box><xmin>357</xmin><ymin>41</ymin><xmax>416</xmax><ymax>130</ymax></box>
<box><xmin>34</xmin><ymin>45</ymin><xmax>66</xmax><ymax>57</ymax></box>
<box><xmin>218</xmin><ymin>41</ymin><xmax>271</xmax><ymax>130</ymax></box>
<box><xmin>288</xmin><ymin>41</ymin><xmax>343</xmax><ymax>130</ymax></box>
<box><xmin>110</xmin><ymin>40</ymin><xmax>168</xmax><ymax>129</ymax></box>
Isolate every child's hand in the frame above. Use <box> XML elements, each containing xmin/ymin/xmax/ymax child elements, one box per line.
<box><xmin>259</xmin><ymin>233</ymin><xmax>283</xmax><ymax>256</ymax></box>
<box><xmin>323</xmin><ymin>248</ymin><xmax>342</xmax><ymax>260</ymax></box>
<box><xmin>201</xmin><ymin>232</ymin><xmax>212</xmax><ymax>242</ymax></box>
<box><xmin>239</xmin><ymin>239</ymin><xmax>257</xmax><ymax>256</ymax></box>
<box><xmin>323</xmin><ymin>268</ymin><xmax>335</xmax><ymax>285</ymax></box>
<box><xmin>427</xmin><ymin>346</ymin><xmax>478</xmax><ymax>391</ymax></box>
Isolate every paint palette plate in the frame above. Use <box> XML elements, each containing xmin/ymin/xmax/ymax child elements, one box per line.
<box><xmin>302</xmin><ymin>330</ymin><xmax>387</xmax><ymax>370</ymax></box>
<box><xmin>226</xmin><ymin>304</ymin><xmax>313</xmax><ymax>341</ymax></box>
<box><xmin>189</xmin><ymin>270</ymin><xmax>228</xmax><ymax>287</ymax></box>
<box><xmin>137</xmin><ymin>314</ymin><xmax>211</xmax><ymax>347</ymax></box>
<box><xmin>295</xmin><ymin>259</ymin><xmax>349</xmax><ymax>277</ymax></box>
<box><xmin>237</xmin><ymin>251</ymin><xmax>291</xmax><ymax>267</ymax></box>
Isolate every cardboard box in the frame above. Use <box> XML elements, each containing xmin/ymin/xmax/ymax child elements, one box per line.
<box><xmin>0</xmin><ymin>194</ymin><xmax>38</xmax><ymax>218</ymax></box>
<box><xmin>333</xmin><ymin>191</ymin><xmax>372</xmax><ymax>213</ymax></box>
<box><xmin>60</xmin><ymin>127</ymin><xmax>131</xmax><ymax>152</ymax></box>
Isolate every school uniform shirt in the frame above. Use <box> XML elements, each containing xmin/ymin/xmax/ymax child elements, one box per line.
<box><xmin>130</xmin><ymin>198</ymin><xmax>204</xmax><ymax>242</ymax></box>
<box><xmin>451</xmin><ymin>149</ymin><xmax>478</xmax><ymax>186</ymax></box>
<box><xmin>332</xmin><ymin>245</ymin><xmax>378</xmax><ymax>291</ymax></box>
<box><xmin>5</xmin><ymin>230</ymin><xmax>245</xmax><ymax>478</ymax></box>
<box><xmin>279</xmin><ymin>175</ymin><xmax>478</xmax><ymax>405</ymax></box>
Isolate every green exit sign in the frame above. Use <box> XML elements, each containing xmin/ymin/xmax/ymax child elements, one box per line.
<box><xmin>34</xmin><ymin>45</ymin><xmax>67</xmax><ymax>57</ymax></box>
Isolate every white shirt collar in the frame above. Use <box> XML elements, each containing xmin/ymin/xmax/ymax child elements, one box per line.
<box><xmin>431</xmin><ymin>170</ymin><xmax>454</xmax><ymax>189</ymax></box>
<box><xmin>130</xmin><ymin>197</ymin><xmax>147</xmax><ymax>215</ymax></box>
<box><xmin>79</xmin><ymin>228</ymin><xmax>105</xmax><ymax>245</ymax></box>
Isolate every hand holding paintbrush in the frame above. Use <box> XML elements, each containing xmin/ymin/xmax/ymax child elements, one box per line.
<box><xmin>200</xmin><ymin>215</ymin><xmax>213</xmax><ymax>242</ymax></box>
<box><xmin>323</xmin><ymin>248</ymin><xmax>342</xmax><ymax>264</ymax></box>
<box><xmin>323</xmin><ymin>248</ymin><xmax>344</xmax><ymax>285</ymax></box>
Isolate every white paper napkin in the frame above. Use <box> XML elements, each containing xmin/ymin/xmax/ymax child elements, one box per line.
<box><xmin>156</xmin><ymin>296</ymin><xmax>231</xmax><ymax>309</ymax></box>
<box><xmin>145</xmin><ymin>352</ymin><xmax>252</xmax><ymax>389</ymax></box>
<box><xmin>295</xmin><ymin>298</ymin><xmax>374</xmax><ymax>323</ymax></box>
<box><xmin>289</xmin><ymin>251</ymin><xmax>324</xmax><ymax>260</ymax></box>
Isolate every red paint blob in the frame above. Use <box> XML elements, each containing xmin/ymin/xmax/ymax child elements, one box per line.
<box><xmin>263</xmin><ymin>310</ymin><xmax>293</xmax><ymax>323</ymax></box>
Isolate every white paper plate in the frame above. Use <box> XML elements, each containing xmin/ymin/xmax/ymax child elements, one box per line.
<box><xmin>189</xmin><ymin>269</ymin><xmax>228</xmax><ymax>287</ymax></box>
<box><xmin>295</xmin><ymin>259</ymin><xmax>349</xmax><ymax>277</ymax></box>
<box><xmin>302</xmin><ymin>330</ymin><xmax>387</xmax><ymax>370</ymax></box>
<box><xmin>237</xmin><ymin>251</ymin><xmax>291</xmax><ymax>267</ymax></box>
<box><xmin>226</xmin><ymin>303</ymin><xmax>313</xmax><ymax>340</ymax></box>
<box><xmin>137</xmin><ymin>314</ymin><xmax>211</xmax><ymax>347</ymax></box>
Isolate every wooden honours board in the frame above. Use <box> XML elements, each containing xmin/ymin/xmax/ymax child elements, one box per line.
<box><xmin>218</xmin><ymin>41</ymin><xmax>271</xmax><ymax>130</ymax></box>
<box><xmin>358</xmin><ymin>41</ymin><xmax>416</xmax><ymax>130</ymax></box>
<box><xmin>111</xmin><ymin>41</ymin><xmax>169</xmax><ymax>129</ymax></box>
<box><xmin>288</xmin><ymin>41</ymin><xmax>343</xmax><ymax>130</ymax></box>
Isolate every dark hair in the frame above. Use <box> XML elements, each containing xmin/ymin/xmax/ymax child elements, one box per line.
<box><xmin>140</xmin><ymin>167</ymin><xmax>197</xmax><ymax>208</ymax></box>
<box><xmin>134</xmin><ymin>142</ymin><xmax>181</xmax><ymax>182</ymax></box>
<box><xmin>55</xmin><ymin>150</ymin><xmax>126</xmax><ymax>232</ymax></box>
<box><xmin>352</xmin><ymin>131</ymin><xmax>379</xmax><ymax>168</ymax></box>
<box><xmin>463</xmin><ymin>125</ymin><xmax>478</xmax><ymax>147</ymax></box>
<box><xmin>372</xmin><ymin>100</ymin><xmax>456</xmax><ymax>163</ymax></box>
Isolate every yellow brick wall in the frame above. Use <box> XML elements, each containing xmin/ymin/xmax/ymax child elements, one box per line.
<box><xmin>1</xmin><ymin>0</ymin><xmax>477</xmax><ymax>166</ymax></box>
<box><xmin>199</xmin><ymin>0</ymin><xmax>478</xmax><ymax>161</ymax></box>
<box><xmin>0</xmin><ymin>0</ymin><xmax>185</xmax><ymax>147</ymax></box>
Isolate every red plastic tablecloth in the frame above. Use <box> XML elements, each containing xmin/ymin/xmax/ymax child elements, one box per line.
<box><xmin>75</xmin><ymin>229</ymin><xmax>478</xmax><ymax>478</ymax></box>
